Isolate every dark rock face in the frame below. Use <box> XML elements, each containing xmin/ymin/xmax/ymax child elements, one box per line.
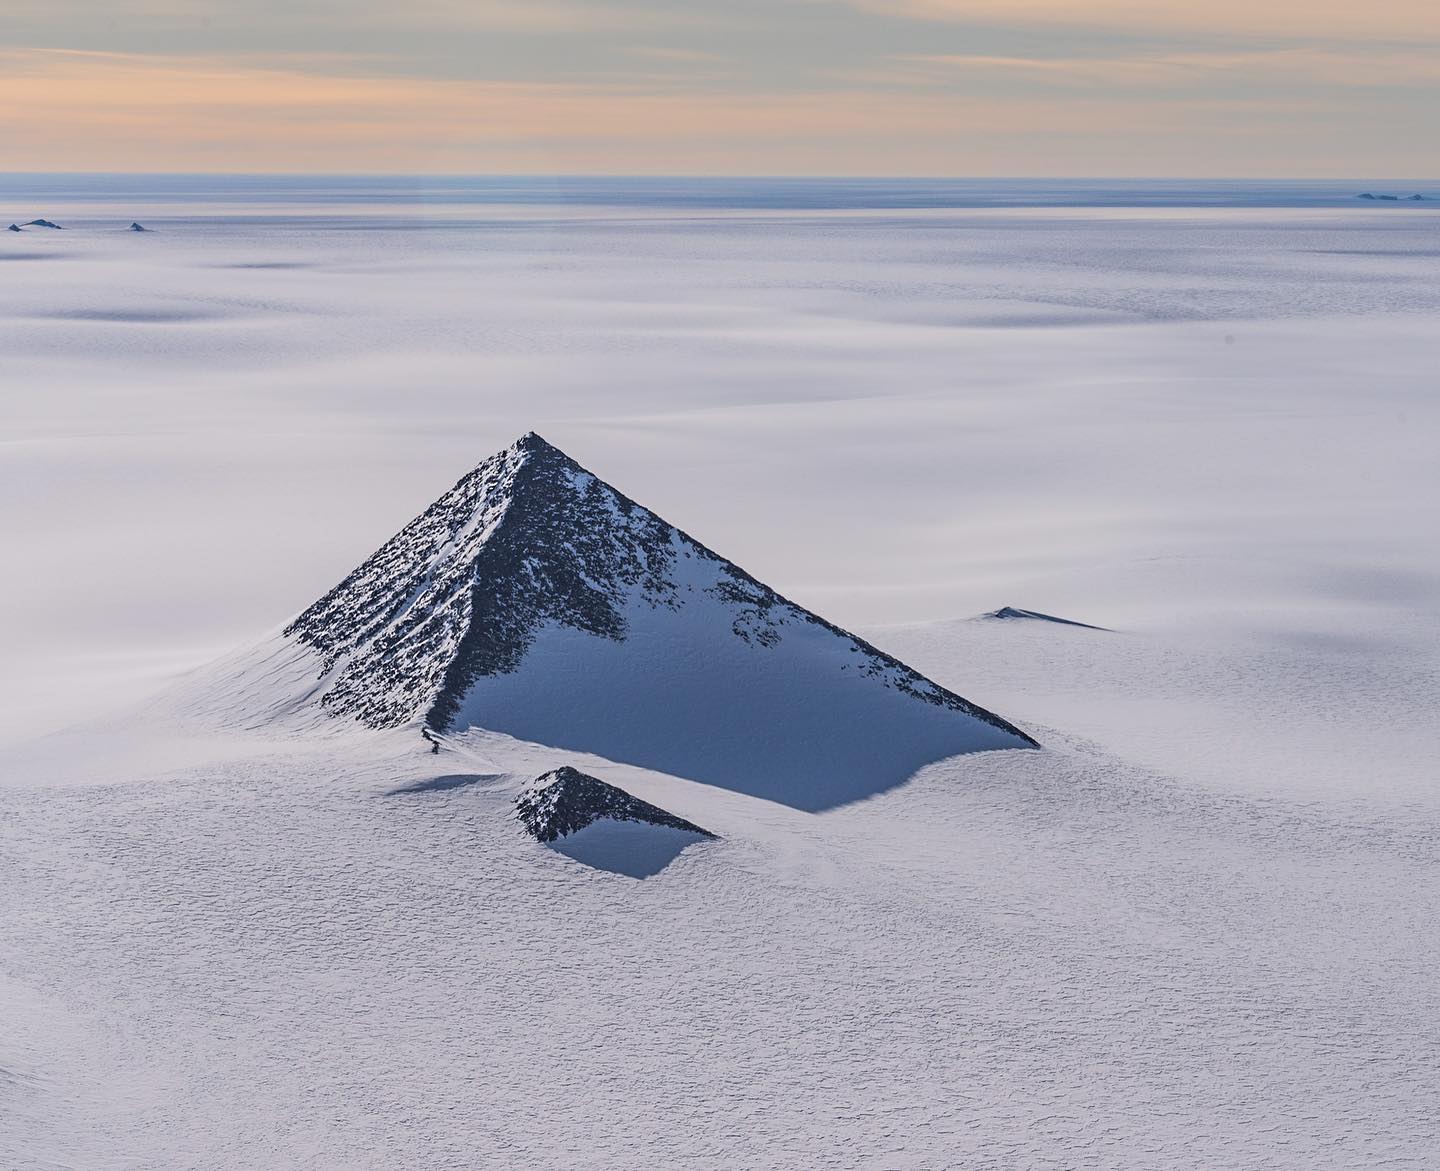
<box><xmin>285</xmin><ymin>439</ymin><xmax>527</xmax><ymax>727</ymax></box>
<box><xmin>284</xmin><ymin>432</ymin><xmax>1037</xmax><ymax>747</ymax></box>
<box><xmin>428</xmin><ymin>434</ymin><xmax>683</xmax><ymax>732</ymax></box>
<box><xmin>6</xmin><ymin>225</ymin><xmax>19</xmax><ymax>233</ymax></box>
<box><xmin>515</xmin><ymin>766</ymin><xmax>716</xmax><ymax>843</ymax></box>
<box><xmin>24</xmin><ymin>219</ymin><xmax>62</xmax><ymax>229</ymax></box>
<box><xmin>130</xmin><ymin>222</ymin><xmax>148</xmax><ymax>232</ymax></box>
<box><xmin>285</xmin><ymin>432</ymin><xmax>685</xmax><ymax>730</ymax></box>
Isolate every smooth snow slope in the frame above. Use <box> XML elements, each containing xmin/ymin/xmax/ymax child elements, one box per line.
<box><xmin>445</xmin><ymin>568</ymin><xmax>1025</xmax><ymax>810</ymax></box>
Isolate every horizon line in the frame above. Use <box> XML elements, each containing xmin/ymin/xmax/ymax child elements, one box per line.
<box><xmin>5</xmin><ymin>172</ymin><xmax>1439</xmax><ymax>182</ymax></box>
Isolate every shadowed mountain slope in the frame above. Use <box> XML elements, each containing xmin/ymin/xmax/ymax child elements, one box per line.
<box><xmin>217</xmin><ymin>433</ymin><xmax>1036</xmax><ymax>809</ymax></box>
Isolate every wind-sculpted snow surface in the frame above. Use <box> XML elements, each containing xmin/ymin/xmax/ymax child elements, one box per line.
<box><xmin>5</xmin><ymin>728</ymin><xmax>1439</xmax><ymax>1170</ymax></box>
<box><xmin>277</xmin><ymin>433</ymin><xmax>1035</xmax><ymax>807</ymax></box>
<box><xmin>9</xmin><ymin>185</ymin><xmax>1440</xmax><ymax>1169</ymax></box>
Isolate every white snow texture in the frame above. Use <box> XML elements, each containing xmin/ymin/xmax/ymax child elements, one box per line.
<box><xmin>2</xmin><ymin>179</ymin><xmax>1438</xmax><ymax>1170</ymax></box>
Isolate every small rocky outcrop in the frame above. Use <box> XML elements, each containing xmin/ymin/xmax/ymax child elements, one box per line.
<box><xmin>6</xmin><ymin>225</ymin><xmax>19</xmax><ymax>233</ymax></box>
<box><xmin>515</xmin><ymin>766</ymin><xmax>716</xmax><ymax>844</ymax></box>
<box><xmin>24</xmin><ymin>219</ymin><xmax>63</xmax><ymax>229</ymax></box>
<box><xmin>130</xmin><ymin>222</ymin><xmax>148</xmax><ymax>232</ymax></box>
<box><xmin>985</xmin><ymin>606</ymin><xmax>1108</xmax><ymax>630</ymax></box>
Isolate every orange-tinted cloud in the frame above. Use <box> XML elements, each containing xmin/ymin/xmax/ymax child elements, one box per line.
<box><xmin>0</xmin><ymin>47</ymin><xmax>1430</xmax><ymax>175</ymax></box>
<box><xmin>889</xmin><ymin>47</ymin><xmax>1440</xmax><ymax>89</ymax></box>
<box><xmin>846</xmin><ymin>0</ymin><xmax>1440</xmax><ymax>40</ymax></box>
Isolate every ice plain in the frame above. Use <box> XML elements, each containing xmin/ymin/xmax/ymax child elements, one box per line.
<box><xmin>2</xmin><ymin>181</ymin><xmax>1439</xmax><ymax>1168</ymax></box>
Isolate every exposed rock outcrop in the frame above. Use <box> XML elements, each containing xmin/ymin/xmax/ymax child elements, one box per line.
<box><xmin>516</xmin><ymin>765</ymin><xmax>716</xmax><ymax>843</ymax></box>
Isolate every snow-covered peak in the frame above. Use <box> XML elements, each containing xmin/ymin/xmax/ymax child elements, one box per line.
<box><xmin>207</xmin><ymin>433</ymin><xmax>1036</xmax><ymax>808</ymax></box>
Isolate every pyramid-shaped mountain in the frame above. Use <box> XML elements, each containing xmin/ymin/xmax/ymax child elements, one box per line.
<box><xmin>516</xmin><ymin>766</ymin><xmax>716</xmax><ymax>843</ymax></box>
<box><xmin>239</xmin><ymin>433</ymin><xmax>1034</xmax><ymax>809</ymax></box>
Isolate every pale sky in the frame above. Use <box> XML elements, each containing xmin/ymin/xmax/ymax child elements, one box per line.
<box><xmin>1</xmin><ymin>0</ymin><xmax>1436</xmax><ymax>174</ymax></box>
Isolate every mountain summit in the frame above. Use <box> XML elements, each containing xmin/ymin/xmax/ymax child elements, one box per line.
<box><xmin>217</xmin><ymin>433</ymin><xmax>1035</xmax><ymax>808</ymax></box>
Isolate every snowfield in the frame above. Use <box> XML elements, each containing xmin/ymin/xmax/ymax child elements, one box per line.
<box><xmin>2</xmin><ymin>179</ymin><xmax>1438</xmax><ymax>1169</ymax></box>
